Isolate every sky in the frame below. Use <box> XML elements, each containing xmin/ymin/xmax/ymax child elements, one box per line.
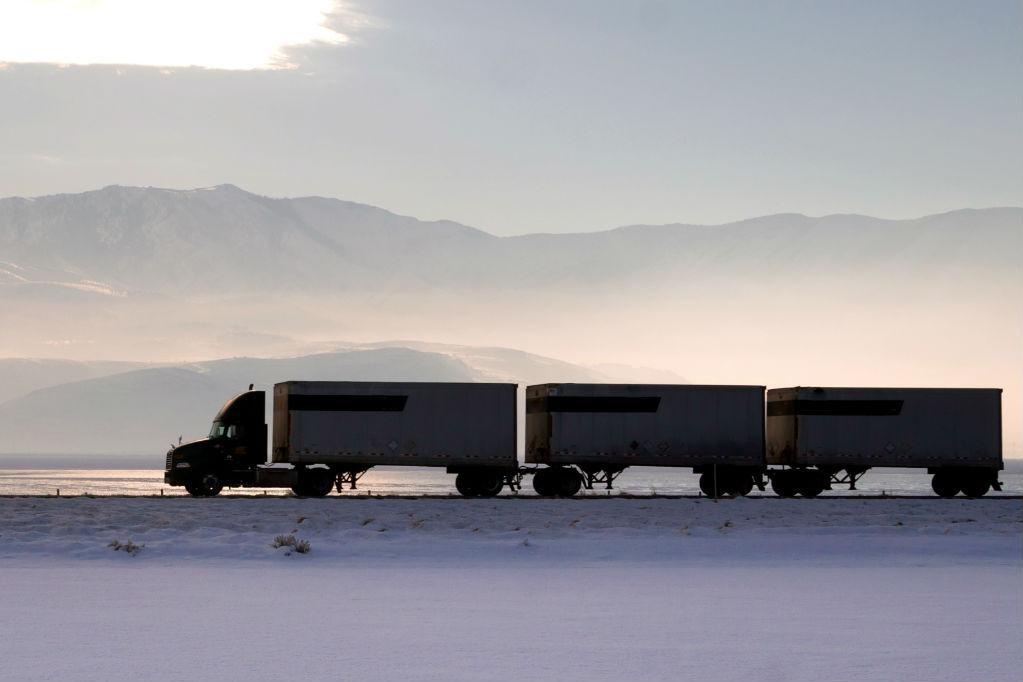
<box><xmin>0</xmin><ymin>0</ymin><xmax>1020</xmax><ymax>235</ymax></box>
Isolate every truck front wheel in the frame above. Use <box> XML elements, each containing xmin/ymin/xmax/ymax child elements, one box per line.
<box><xmin>187</xmin><ymin>473</ymin><xmax>223</xmax><ymax>497</ymax></box>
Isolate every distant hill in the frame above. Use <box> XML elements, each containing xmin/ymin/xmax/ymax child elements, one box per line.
<box><xmin>0</xmin><ymin>344</ymin><xmax>614</xmax><ymax>456</ymax></box>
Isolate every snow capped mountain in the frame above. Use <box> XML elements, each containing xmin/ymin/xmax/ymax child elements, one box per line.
<box><xmin>1</xmin><ymin>185</ymin><xmax>1019</xmax><ymax>295</ymax></box>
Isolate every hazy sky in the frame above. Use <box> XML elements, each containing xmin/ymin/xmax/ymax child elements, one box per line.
<box><xmin>1</xmin><ymin>0</ymin><xmax>1020</xmax><ymax>235</ymax></box>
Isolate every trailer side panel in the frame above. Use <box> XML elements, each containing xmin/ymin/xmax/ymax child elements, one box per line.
<box><xmin>526</xmin><ymin>383</ymin><xmax>765</xmax><ymax>467</ymax></box>
<box><xmin>273</xmin><ymin>381</ymin><xmax>517</xmax><ymax>469</ymax></box>
<box><xmin>766</xmin><ymin>386</ymin><xmax>1002</xmax><ymax>469</ymax></box>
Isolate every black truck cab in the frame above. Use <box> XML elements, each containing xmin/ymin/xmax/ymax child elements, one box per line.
<box><xmin>164</xmin><ymin>390</ymin><xmax>267</xmax><ymax>496</ymax></box>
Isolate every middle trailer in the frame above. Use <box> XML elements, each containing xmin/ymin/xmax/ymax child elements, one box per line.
<box><xmin>525</xmin><ymin>383</ymin><xmax>767</xmax><ymax>496</ymax></box>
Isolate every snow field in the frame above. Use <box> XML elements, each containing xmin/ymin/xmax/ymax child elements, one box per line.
<box><xmin>0</xmin><ymin>497</ymin><xmax>1019</xmax><ymax>681</ymax></box>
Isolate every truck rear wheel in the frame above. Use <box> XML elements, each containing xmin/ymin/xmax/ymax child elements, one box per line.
<box><xmin>455</xmin><ymin>472</ymin><xmax>480</xmax><ymax>497</ymax></box>
<box><xmin>798</xmin><ymin>480</ymin><xmax>825</xmax><ymax>498</ymax></box>
<box><xmin>292</xmin><ymin>469</ymin><xmax>334</xmax><ymax>497</ymax></box>
<box><xmin>532</xmin><ymin>468</ymin><xmax>557</xmax><ymax>497</ymax></box>
<box><xmin>960</xmin><ymin>473</ymin><xmax>991</xmax><ymax>498</ymax></box>
<box><xmin>732</xmin><ymin>473</ymin><xmax>755</xmax><ymax>497</ymax></box>
<box><xmin>931</xmin><ymin>471</ymin><xmax>960</xmax><ymax>498</ymax></box>
<box><xmin>475</xmin><ymin>472</ymin><xmax>505</xmax><ymax>498</ymax></box>
<box><xmin>699</xmin><ymin>472</ymin><xmax>722</xmax><ymax>497</ymax></box>
<box><xmin>770</xmin><ymin>472</ymin><xmax>798</xmax><ymax>498</ymax></box>
<box><xmin>555</xmin><ymin>468</ymin><xmax>583</xmax><ymax>497</ymax></box>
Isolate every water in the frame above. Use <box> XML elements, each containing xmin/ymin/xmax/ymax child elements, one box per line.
<box><xmin>2</xmin><ymin>464</ymin><xmax>1021</xmax><ymax>497</ymax></box>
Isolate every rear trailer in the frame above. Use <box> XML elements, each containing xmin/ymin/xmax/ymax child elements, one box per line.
<box><xmin>273</xmin><ymin>381</ymin><xmax>518</xmax><ymax>496</ymax></box>
<box><xmin>525</xmin><ymin>383</ymin><xmax>766</xmax><ymax>496</ymax></box>
<box><xmin>765</xmin><ymin>386</ymin><xmax>1003</xmax><ymax>497</ymax></box>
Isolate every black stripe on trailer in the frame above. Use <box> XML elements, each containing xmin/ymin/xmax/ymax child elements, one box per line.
<box><xmin>767</xmin><ymin>399</ymin><xmax>904</xmax><ymax>417</ymax></box>
<box><xmin>526</xmin><ymin>396</ymin><xmax>662</xmax><ymax>414</ymax></box>
<box><xmin>289</xmin><ymin>394</ymin><xmax>409</xmax><ymax>412</ymax></box>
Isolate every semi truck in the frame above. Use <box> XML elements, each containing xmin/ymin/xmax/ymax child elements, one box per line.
<box><xmin>166</xmin><ymin>381</ymin><xmax>517</xmax><ymax>497</ymax></box>
<box><xmin>165</xmin><ymin>381</ymin><xmax>1004</xmax><ymax>498</ymax></box>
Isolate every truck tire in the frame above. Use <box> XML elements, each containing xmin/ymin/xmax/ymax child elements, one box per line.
<box><xmin>189</xmin><ymin>473</ymin><xmax>223</xmax><ymax>497</ymax></box>
<box><xmin>532</xmin><ymin>468</ymin><xmax>557</xmax><ymax>497</ymax></box>
<box><xmin>732</xmin><ymin>473</ymin><xmax>755</xmax><ymax>497</ymax></box>
<box><xmin>475</xmin><ymin>472</ymin><xmax>505</xmax><ymax>498</ymax></box>
<box><xmin>699</xmin><ymin>472</ymin><xmax>718</xmax><ymax>497</ymax></box>
<box><xmin>293</xmin><ymin>469</ymin><xmax>334</xmax><ymax>498</ymax></box>
<box><xmin>770</xmin><ymin>472</ymin><xmax>798</xmax><ymax>498</ymax></box>
<box><xmin>556</xmin><ymin>468</ymin><xmax>583</xmax><ymax>497</ymax></box>
<box><xmin>960</xmin><ymin>473</ymin><xmax>991</xmax><ymax>498</ymax></box>
<box><xmin>798</xmin><ymin>479</ymin><xmax>825</xmax><ymax>498</ymax></box>
<box><xmin>931</xmin><ymin>471</ymin><xmax>960</xmax><ymax>498</ymax></box>
<box><xmin>455</xmin><ymin>472</ymin><xmax>480</xmax><ymax>497</ymax></box>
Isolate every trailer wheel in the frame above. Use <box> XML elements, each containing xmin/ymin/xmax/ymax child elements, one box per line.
<box><xmin>455</xmin><ymin>472</ymin><xmax>481</xmax><ymax>497</ymax></box>
<box><xmin>699</xmin><ymin>472</ymin><xmax>725</xmax><ymax>497</ymax></box>
<box><xmin>476</xmin><ymin>472</ymin><xmax>505</xmax><ymax>498</ymax></box>
<box><xmin>732</xmin><ymin>474</ymin><xmax>755</xmax><ymax>497</ymax></box>
<box><xmin>931</xmin><ymin>471</ymin><xmax>960</xmax><ymax>498</ymax></box>
<box><xmin>960</xmin><ymin>474</ymin><xmax>991</xmax><ymax>498</ymax></box>
<box><xmin>532</xmin><ymin>468</ymin><xmax>557</xmax><ymax>497</ymax></box>
<box><xmin>798</xmin><ymin>480</ymin><xmax>825</xmax><ymax>498</ymax></box>
<box><xmin>699</xmin><ymin>474</ymin><xmax>716</xmax><ymax>496</ymax></box>
<box><xmin>770</xmin><ymin>472</ymin><xmax>797</xmax><ymax>498</ymax></box>
<box><xmin>556</xmin><ymin>468</ymin><xmax>583</xmax><ymax>497</ymax></box>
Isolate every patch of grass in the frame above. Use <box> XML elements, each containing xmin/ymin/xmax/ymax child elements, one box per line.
<box><xmin>272</xmin><ymin>534</ymin><xmax>311</xmax><ymax>555</ymax></box>
<box><xmin>108</xmin><ymin>539</ymin><xmax>144</xmax><ymax>556</ymax></box>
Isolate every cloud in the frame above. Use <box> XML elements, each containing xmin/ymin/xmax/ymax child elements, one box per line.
<box><xmin>0</xmin><ymin>0</ymin><xmax>358</xmax><ymax>70</ymax></box>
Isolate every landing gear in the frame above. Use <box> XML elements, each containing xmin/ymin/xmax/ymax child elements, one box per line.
<box><xmin>292</xmin><ymin>468</ymin><xmax>335</xmax><ymax>497</ymax></box>
<box><xmin>454</xmin><ymin>471</ymin><xmax>505</xmax><ymax>498</ymax></box>
<box><xmin>335</xmin><ymin>469</ymin><xmax>368</xmax><ymax>492</ymax></box>
<box><xmin>532</xmin><ymin>467</ymin><xmax>583</xmax><ymax>497</ymax></box>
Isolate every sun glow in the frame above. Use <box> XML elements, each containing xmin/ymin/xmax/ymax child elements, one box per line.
<box><xmin>0</xmin><ymin>0</ymin><xmax>353</xmax><ymax>70</ymax></box>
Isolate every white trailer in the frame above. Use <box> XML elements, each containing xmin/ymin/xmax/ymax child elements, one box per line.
<box><xmin>766</xmin><ymin>386</ymin><xmax>1003</xmax><ymax>497</ymax></box>
<box><xmin>526</xmin><ymin>383</ymin><xmax>766</xmax><ymax>496</ymax></box>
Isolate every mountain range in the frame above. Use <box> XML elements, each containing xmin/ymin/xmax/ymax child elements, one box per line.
<box><xmin>2</xmin><ymin>184</ymin><xmax>1019</xmax><ymax>296</ymax></box>
<box><xmin>0</xmin><ymin>184</ymin><xmax>1020</xmax><ymax>455</ymax></box>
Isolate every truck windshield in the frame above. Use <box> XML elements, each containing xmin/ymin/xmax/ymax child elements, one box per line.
<box><xmin>209</xmin><ymin>421</ymin><xmax>230</xmax><ymax>439</ymax></box>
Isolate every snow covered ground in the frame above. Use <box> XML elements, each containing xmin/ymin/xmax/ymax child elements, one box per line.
<box><xmin>1</xmin><ymin>497</ymin><xmax>1020</xmax><ymax>681</ymax></box>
